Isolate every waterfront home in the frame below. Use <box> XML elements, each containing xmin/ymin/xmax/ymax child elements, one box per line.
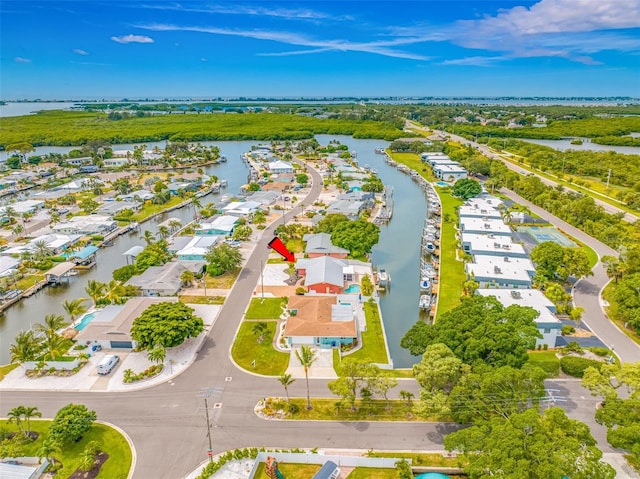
<box><xmin>75</xmin><ymin>297</ymin><xmax>178</xmax><ymax>350</ymax></box>
<box><xmin>246</xmin><ymin>190</ymin><xmax>280</xmax><ymax>206</ymax></box>
<box><xmin>168</xmin><ymin>181</ymin><xmax>198</xmax><ymax>194</ymax></box>
<box><xmin>459</xmin><ymin>217</ymin><xmax>513</xmax><ymax>236</ymax></box>
<box><xmin>458</xmin><ymin>196</ymin><xmax>504</xmax><ymax>220</ymax></box>
<box><xmin>103</xmin><ymin>157</ymin><xmax>131</xmax><ymax>168</ymax></box>
<box><xmin>195</xmin><ymin>215</ymin><xmax>237</xmax><ymax>236</ymax></box>
<box><xmin>95</xmin><ymin>200</ymin><xmax>141</xmax><ymax>217</ymax></box>
<box><xmin>222</xmin><ymin>200</ymin><xmax>261</xmax><ymax>217</ymax></box>
<box><xmin>122</xmin><ymin>245</ymin><xmax>145</xmax><ymax>265</ymax></box>
<box><xmin>172</xmin><ymin>236</ymin><xmax>221</xmax><ymax>261</ymax></box>
<box><xmin>267</xmin><ymin>160</ymin><xmax>294</xmax><ymax>174</ymax></box>
<box><xmin>337</xmin><ymin>189</ymin><xmax>374</xmax><ymax>202</ymax></box>
<box><xmin>466</xmin><ymin>255</ymin><xmax>534</xmax><ymax>289</ymax></box>
<box><xmin>283</xmin><ymin>295</ymin><xmax>357</xmax><ymax>349</ymax></box>
<box><xmin>2</xmin><ymin>233</ymin><xmax>82</xmax><ymax>256</ymax></box>
<box><xmin>118</xmin><ymin>189</ymin><xmax>155</xmax><ymax>202</ymax></box>
<box><xmin>432</xmin><ymin>163</ymin><xmax>468</xmax><ymax>181</ymax></box>
<box><xmin>52</xmin><ymin>215</ymin><xmax>118</xmax><ymax>235</ymax></box>
<box><xmin>64</xmin><ymin>157</ymin><xmax>94</xmax><ymax>167</ymax></box>
<box><xmin>326</xmin><ymin>199</ymin><xmax>365</xmax><ymax>220</ymax></box>
<box><xmin>461</xmin><ymin>233</ymin><xmax>528</xmax><ymax>258</ymax></box>
<box><xmin>476</xmin><ymin>288</ymin><xmax>561</xmax><ymax>347</ymax></box>
<box><xmin>302</xmin><ymin>233</ymin><xmax>349</xmax><ymax>258</ymax></box>
<box><xmin>0</xmin><ymin>256</ymin><xmax>20</xmax><ymax>277</ymax></box>
<box><xmin>125</xmin><ymin>261</ymin><xmax>205</xmax><ymax>296</ymax></box>
<box><xmin>421</xmin><ymin>153</ymin><xmax>450</xmax><ymax>162</ymax></box>
<box><xmin>296</xmin><ymin>256</ymin><xmax>346</xmax><ymax>294</ymax></box>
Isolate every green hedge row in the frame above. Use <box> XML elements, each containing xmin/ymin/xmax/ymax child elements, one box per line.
<box><xmin>560</xmin><ymin>356</ymin><xmax>604</xmax><ymax>378</ymax></box>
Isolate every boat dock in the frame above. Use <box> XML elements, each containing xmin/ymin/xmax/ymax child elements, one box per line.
<box><xmin>373</xmin><ymin>187</ymin><xmax>394</xmax><ymax>224</ymax></box>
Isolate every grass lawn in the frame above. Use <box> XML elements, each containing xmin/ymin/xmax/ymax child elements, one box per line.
<box><xmin>602</xmin><ymin>283</ymin><xmax>640</xmax><ymax>346</ymax></box>
<box><xmin>286</xmin><ymin>238</ymin><xmax>304</xmax><ymax>253</ymax></box>
<box><xmin>179</xmin><ymin>295</ymin><xmax>225</xmax><ymax>305</ymax></box>
<box><xmin>340</xmin><ymin>300</ymin><xmax>389</xmax><ymax>365</ymax></box>
<box><xmin>0</xmin><ymin>362</ymin><xmax>19</xmax><ymax>381</ymax></box>
<box><xmin>16</xmin><ymin>273</ymin><xmax>45</xmax><ymax>291</ymax></box>
<box><xmin>0</xmin><ymin>420</ymin><xmax>132</xmax><ymax>479</ymax></box>
<box><xmin>347</xmin><ymin>467</ymin><xmax>398</xmax><ymax>478</ymax></box>
<box><xmin>205</xmin><ymin>268</ymin><xmax>241</xmax><ymax>289</ymax></box>
<box><xmin>388</xmin><ymin>152</ymin><xmax>437</xmax><ymax>182</ymax></box>
<box><xmin>253</xmin><ymin>463</ymin><xmax>321</xmax><ymax>478</ymax></box>
<box><xmin>132</xmin><ymin>196</ymin><xmax>186</xmax><ymax>221</ymax></box>
<box><xmin>231</xmin><ymin>321</ymin><xmax>289</xmax><ymax>375</ymax></box>
<box><xmin>263</xmin><ymin>398</ymin><xmax>434</xmax><ymax>422</ymax></box>
<box><xmin>561</xmin><ymin>232</ymin><xmax>599</xmax><ymax>269</ymax></box>
<box><xmin>527</xmin><ymin>350</ymin><xmax>560</xmax><ymax>378</ymax></box>
<box><xmin>435</xmin><ymin>188</ymin><xmax>465</xmax><ymax>318</ymax></box>
<box><xmin>245</xmin><ymin>297</ymin><xmax>287</xmax><ymax>319</ymax></box>
<box><xmin>367</xmin><ymin>451</ymin><xmax>464</xmax><ymax>468</ymax></box>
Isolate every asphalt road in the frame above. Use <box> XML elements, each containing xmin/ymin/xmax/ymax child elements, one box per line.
<box><xmin>432</xmin><ymin>128</ymin><xmax>638</xmax><ymax>223</ymax></box>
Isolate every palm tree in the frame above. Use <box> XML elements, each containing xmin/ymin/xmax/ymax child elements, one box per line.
<box><xmin>602</xmin><ymin>255</ymin><xmax>624</xmax><ymax>284</ymax></box>
<box><xmin>169</xmin><ymin>219</ymin><xmax>182</xmax><ymax>232</ymax></box>
<box><xmin>12</xmin><ymin>223</ymin><xmax>24</xmax><ymax>237</ymax></box>
<box><xmin>7</xmin><ymin>406</ymin><xmax>26</xmax><ymax>436</ymax></box>
<box><xmin>191</xmin><ymin>197</ymin><xmax>203</xmax><ymax>219</ymax></box>
<box><xmin>85</xmin><ymin>280</ymin><xmax>107</xmax><ymax>306</ymax></box>
<box><xmin>158</xmin><ymin>225</ymin><xmax>170</xmax><ymax>239</ymax></box>
<box><xmin>278</xmin><ymin>373</ymin><xmax>295</xmax><ymax>402</ymax></box>
<box><xmin>105</xmin><ymin>280</ymin><xmax>126</xmax><ymax>304</ymax></box>
<box><xmin>38</xmin><ymin>438</ymin><xmax>61</xmax><ymax>466</ymax></box>
<box><xmin>180</xmin><ymin>269</ymin><xmax>195</xmax><ymax>286</ymax></box>
<box><xmin>22</xmin><ymin>406</ymin><xmax>42</xmax><ymax>437</ymax></box>
<box><xmin>78</xmin><ymin>448</ymin><xmax>96</xmax><ymax>471</ymax></box>
<box><xmin>252</xmin><ymin>322</ymin><xmax>268</xmax><ymax>343</ymax></box>
<box><xmin>140</xmin><ymin>230</ymin><xmax>156</xmax><ymax>245</ymax></box>
<box><xmin>10</xmin><ymin>330</ymin><xmax>41</xmax><ymax>364</ymax></box>
<box><xmin>295</xmin><ymin>345</ymin><xmax>317</xmax><ymax>410</ymax></box>
<box><xmin>147</xmin><ymin>345</ymin><xmax>166</xmax><ymax>365</ymax></box>
<box><xmin>62</xmin><ymin>298</ymin><xmax>88</xmax><ymax>325</ymax></box>
<box><xmin>35</xmin><ymin>314</ymin><xmax>70</xmax><ymax>361</ymax></box>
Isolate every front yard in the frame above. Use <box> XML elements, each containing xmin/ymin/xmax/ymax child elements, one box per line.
<box><xmin>231</xmin><ymin>321</ymin><xmax>289</xmax><ymax>375</ymax></box>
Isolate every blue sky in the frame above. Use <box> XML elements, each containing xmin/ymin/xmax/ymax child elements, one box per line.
<box><xmin>2</xmin><ymin>0</ymin><xmax>639</xmax><ymax>99</ymax></box>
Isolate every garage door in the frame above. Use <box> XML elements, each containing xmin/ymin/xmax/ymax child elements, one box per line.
<box><xmin>110</xmin><ymin>341</ymin><xmax>133</xmax><ymax>349</ymax></box>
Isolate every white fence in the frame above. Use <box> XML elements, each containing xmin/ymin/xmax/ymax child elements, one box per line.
<box><xmin>23</xmin><ymin>358</ymin><xmax>80</xmax><ymax>371</ymax></box>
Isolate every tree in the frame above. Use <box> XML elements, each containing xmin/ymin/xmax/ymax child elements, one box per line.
<box><xmin>445</xmin><ymin>408</ymin><xmax>615</xmax><ymax>479</ymax></box>
<box><xmin>452</xmin><ymin>178</ymin><xmax>482</xmax><ymax>200</ymax></box>
<box><xmin>328</xmin><ymin>360</ymin><xmax>381</xmax><ymax>411</ymax></box>
<box><xmin>232</xmin><ymin>224</ymin><xmax>252</xmax><ymax>241</ymax></box>
<box><xmin>158</xmin><ymin>225</ymin><xmax>170</xmax><ymax>239</ymax></box>
<box><xmin>38</xmin><ymin>438</ymin><xmax>61</xmax><ymax>466</ymax></box>
<box><xmin>48</xmin><ymin>403</ymin><xmax>97</xmax><ymax>445</ymax></box>
<box><xmin>371</xmin><ymin>374</ymin><xmax>398</xmax><ymax>411</ymax></box>
<box><xmin>7</xmin><ymin>406</ymin><xmax>26</xmax><ymax>437</ymax></box>
<box><xmin>278</xmin><ymin>373</ymin><xmax>295</xmax><ymax>402</ymax></box>
<box><xmin>295</xmin><ymin>345</ymin><xmax>317</xmax><ymax>410</ymax></box>
<box><xmin>180</xmin><ymin>269</ymin><xmax>195</xmax><ymax>286</ymax></box>
<box><xmin>251</xmin><ymin>210</ymin><xmax>267</xmax><ymax>227</ymax></box>
<box><xmin>543</xmin><ymin>281</ymin><xmax>573</xmax><ymax>314</ymax></box>
<box><xmin>78</xmin><ymin>447</ymin><xmax>96</xmax><ymax>472</ymax></box>
<box><xmin>252</xmin><ymin>322</ymin><xmax>268</xmax><ymax>343</ymax></box>
<box><xmin>401</xmin><ymin>296</ymin><xmax>541</xmax><ymax>367</ymax></box>
<box><xmin>147</xmin><ymin>344</ymin><xmax>166</xmax><ymax>365</ymax></box>
<box><xmin>330</xmin><ymin>219</ymin><xmax>380</xmax><ymax>258</ymax></box>
<box><xmin>62</xmin><ymin>298</ymin><xmax>88</xmax><ymax>325</ymax></box>
<box><xmin>85</xmin><ymin>280</ymin><xmax>107</xmax><ymax>306</ymax></box>
<box><xmin>360</xmin><ymin>274</ymin><xmax>374</xmax><ymax>296</ymax></box>
<box><xmin>22</xmin><ymin>406</ymin><xmax>42</xmax><ymax>437</ymax></box>
<box><xmin>582</xmin><ymin>362</ymin><xmax>640</xmax><ymax>462</ymax></box>
<box><xmin>32</xmin><ymin>240</ymin><xmax>53</xmax><ymax>261</ymax></box>
<box><xmin>135</xmin><ymin>240</ymin><xmax>173</xmax><ymax>271</ymax></box>
<box><xmin>531</xmin><ymin>242</ymin><xmax>592</xmax><ymax>283</ymax></box>
<box><xmin>10</xmin><ymin>330</ymin><xmax>41</xmax><ymax>364</ymax></box>
<box><xmin>316</xmin><ymin>214</ymin><xmax>350</xmax><ymax>234</ymax></box>
<box><xmin>612</xmin><ymin>273</ymin><xmax>640</xmax><ymax>331</ymax></box>
<box><xmin>35</xmin><ymin>314</ymin><xmax>70</xmax><ymax>361</ymax></box>
<box><xmin>140</xmin><ymin>229</ymin><xmax>156</xmax><ymax>245</ymax></box>
<box><xmin>131</xmin><ymin>302</ymin><xmax>204</xmax><ymax>349</ymax></box>
<box><xmin>601</xmin><ymin>255</ymin><xmax>624</xmax><ymax>283</ymax></box>
<box><xmin>413</xmin><ymin>343</ymin><xmax>469</xmax><ymax>394</ymax></box>
<box><xmin>205</xmin><ymin>243</ymin><xmax>243</xmax><ymax>276</ymax></box>
<box><xmin>295</xmin><ymin>173</ymin><xmax>309</xmax><ymax>186</ymax></box>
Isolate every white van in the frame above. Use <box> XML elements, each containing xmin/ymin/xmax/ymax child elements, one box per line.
<box><xmin>97</xmin><ymin>355</ymin><xmax>119</xmax><ymax>375</ymax></box>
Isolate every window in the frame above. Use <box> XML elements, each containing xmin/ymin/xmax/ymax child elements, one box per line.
<box><xmin>543</xmin><ymin>328</ymin><xmax>551</xmax><ymax>334</ymax></box>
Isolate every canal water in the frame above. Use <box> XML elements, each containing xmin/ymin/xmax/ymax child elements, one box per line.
<box><xmin>1</xmin><ymin>137</ymin><xmax>426</xmax><ymax>368</ymax></box>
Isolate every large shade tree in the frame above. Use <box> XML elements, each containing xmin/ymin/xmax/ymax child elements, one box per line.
<box><xmin>131</xmin><ymin>302</ymin><xmax>204</xmax><ymax>349</ymax></box>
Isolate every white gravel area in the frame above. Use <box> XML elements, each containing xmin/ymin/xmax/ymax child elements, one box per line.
<box><xmin>183</xmin><ymin>458</ymin><xmax>254</xmax><ymax>479</ymax></box>
<box><xmin>261</xmin><ymin>263</ymin><xmax>290</xmax><ymax>286</ymax></box>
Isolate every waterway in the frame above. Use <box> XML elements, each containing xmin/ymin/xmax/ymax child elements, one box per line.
<box><xmin>1</xmin><ymin>136</ymin><xmax>426</xmax><ymax>368</ymax></box>
<box><xmin>519</xmin><ymin>138</ymin><xmax>640</xmax><ymax>155</ymax></box>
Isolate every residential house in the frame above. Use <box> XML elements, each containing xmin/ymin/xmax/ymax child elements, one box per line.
<box><xmin>95</xmin><ymin>200</ymin><xmax>141</xmax><ymax>217</ymax></box>
<box><xmin>2</xmin><ymin>233</ymin><xmax>82</xmax><ymax>256</ymax></box>
<box><xmin>0</xmin><ymin>256</ymin><xmax>21</xmax><ymax>277</ymax></box>
<box><xmin>461</xmin><ymin>233</ymin><xmax>528</xmax><ymax>258</ymax></box>
<box><xmin>296</xmin><ymin>256</ymin><xmax>346</xmax><ymax>293</ymax></box>
<box><xmin>477</xmin><ymin>288</ymin><xmax>561</xmax><ymax>347</ymax></box>
<box><xmin>118</xmin><ymin>189</ymin><xmax>155</xmax><ymax>202</ymax></box>
<box><xmin>52</xmin><ymin>215</ymin><xmax>117</xmax><ymax>235</ymax></box>
<box><xmin>103</xmin><ymin>157</ymin><xmax>131</xmax><ymax>168</ymax></box>
<box><xmin>195</xmin><ymin>215</ymin><xmax>237</xmax><ymax>236</ymax></box>
<box><xmin>284</xmin><ymin>295</ymin><xmax>357</xmax><ymax>349</ymax></box>
<box><xmin>466</xmin><ymin>255</ymin><xmax>534</xmax><ymax>289</ymax></box>
<box><xmin>325</xmin><ymin>200</ymin><xmax>365</xmax><ymax>220</ymax></box>
<box><xmin>125</xmin><ymin>261</ymin><xmax>205</xmax><ymax>296</ymax></box>
<box><xmin>459</xmin><ymin>217</ymin><xmax>512</xmax><ymax>236</ymax></box>
<box><xmin>432</xmin><ymin>163</ymin><xmax>468</xmax><ymax>181</ymax></box>
<box><xmin>302</xmin><ymin>233</ymin><xmax>349</xmax><ymax>258</ymax></box>
<box><xmin>267</xmin><ymin>160</ymin><xmax>294</xmax><ymax>174</ymax></box>
<box><xmin>222</xmin><ymin>200</ymin><xmax>261</xmax><ymax>217</ymax></box>
<box><xmin>175</xmin><ymin>236</ymin><xmax>221</xmax><ymax>261</ymax></box>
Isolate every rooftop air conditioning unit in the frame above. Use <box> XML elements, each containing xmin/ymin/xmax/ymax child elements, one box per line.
<box><xmin>494</xmin><ymin>266</ymin><xmax>502</xmax><ymax>274</ymax></box>
<box><xmin>510</xmin><ymin>290</ymin><xmax>521</xmax><ymax>299</ymax></box>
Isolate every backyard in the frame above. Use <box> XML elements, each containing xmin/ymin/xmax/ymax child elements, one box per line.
<box><xmin>339</xmin><ymin>300</ymin><xmax>389</xmax><ymax>365</ymax></box>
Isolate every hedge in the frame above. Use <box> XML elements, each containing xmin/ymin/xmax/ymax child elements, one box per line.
<box><xmin>560</xmin><ymin>355</ymin><xmax>604</xmax><ymax>378</ymax></box>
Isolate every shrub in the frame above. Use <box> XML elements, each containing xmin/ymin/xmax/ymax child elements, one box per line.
<box><xmin>589</xmin><ymin>347</ymin><xmax>611</xmax><ymax>357</ymax></box>
<box><xmin>562</xmin><ymin>341</ymin><xmax>584</xmax><ymax>354</ymax></box>
<box><xmin>295</xmin><ymin>287</ymin><xmax>306</xmax><ymax>295</ymax></box>
<box><xmin>560</xmin><ymin>356</ymin><xmax>604</xmax><ymax>378</ymax></box>
<box><xmin>561</xmin><ymin>325</ymin><xmax>575</xmax><ymax>335</ymax></box>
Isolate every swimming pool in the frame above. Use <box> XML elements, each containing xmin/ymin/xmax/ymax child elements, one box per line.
<box><xmin>344</xmin><ymin>284</ymin><xmax>361</xmax><ymax>294</ymax></box>
<box><xmin>74</xmin><ymin>312</ymin><xmax>96</xmax><ymax>331</ymax></box>
<box><xmin>436</xmin><ymin>181</ymin><xmax>450</xmax><ymax>187</ymax></box>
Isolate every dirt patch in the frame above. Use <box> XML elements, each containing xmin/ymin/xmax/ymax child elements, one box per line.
<box><xmin>68</xmin><ymin>452</ymin><xmax>109</xmax><ymax>479</ymax></box>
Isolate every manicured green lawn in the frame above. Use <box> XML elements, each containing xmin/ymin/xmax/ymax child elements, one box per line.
<box><xmin>0</xmin><ymin>420</ymin><xmax>132</xmax><ymax>479</ymax></box>
<box><xmin>602</xmin><ymin>282</ymin><xmax>640</xmax><ymax>346</ymax></box>
<box><xmin>527</xmin><ymin>350</ymin><xmax>560</xmax><ymax>377</ymax></box>
<box><xmin>132</xmin><ymin>196</ymin><xmax>186</xmax><ymax>221</ymax></box>
<box><xmin>388</xmin><ymin>152</ymin><xmax>437</xmax><ymax>182</ymax></box>
<box><xmin>341</xmin><ymin>300</ymin><xmax>389</xmax><ymax>365</ymax></box>
<box><xmin>435</xmin><ymin>188</ymin><xmax>465</xmax><ymax>318</ymax></box>
<box><xmin>179</xmin><ymin>295</ymin><xmax>225</xmax><ymax>305</ymax></box>
<box><xmin>253</xmin><ymin>462</ymin><xmax>321</xmax><ymax>478</ymax></box>
<box><xmin>263</xmin><ymin>398</ymin><xmax>433</xmax><ymax>422</ymax></box>
<box><xmin>367</xmin><ymin>451</ymin><xmax>464</xmax><ymax>468</ymax></box>
<box><xmin>347</xmin><ymin>467</ymin><xmax>399</xmax><ymax>478</ymax></box>
<box><xmin>231</xmin><ymin>321</ymin><xmax>289</xmax><ymax>375</ymax></box>
<box><xmin>245</xmin><ymin>297</ymin><xmax>287</xmax><ymax>319</ymax></box>
<box><xmin>565</xmin><ymin>234</ymin><xmax>599</xmax><ymax>269</ymax></box>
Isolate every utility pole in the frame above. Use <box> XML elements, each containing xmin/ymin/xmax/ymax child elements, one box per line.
<box><xmin>606</xmin><ymin>168</ymin><xmax>612</xmax><ymax>190</ymax></box>
<box><xmin>204</xmin><ymin>396</ymin><xmax>213</xmax><ymax>462</ymax></box>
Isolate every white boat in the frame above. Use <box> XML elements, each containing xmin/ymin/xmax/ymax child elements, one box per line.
<box><xmin>377</xmin><ymin>268</ymin><xmax>390</xmax><ymax>286</ymax></box>
<box><xmin>375</xmin><ymin>147</ymin><xmax>386</xmax><ymax>154</ymax></box>
<box><xmin>420</xmin><ymin>277</ymin><xmax>431</xmax><ymax>290</ymax></box>
<box><xmin>419</xmin><ymin>295</ymin><xmax>430</xmax><ymax>309</ymax></box>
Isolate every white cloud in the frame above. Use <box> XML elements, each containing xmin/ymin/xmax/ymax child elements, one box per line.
<box><xmin>139</xmin><ymin>3</ymin><xmax>347</xmax><ymax>21</ymax></box>
<box><xmin>200</xmin><ymin>57</ymin><xmax>207</xmax><ymax>62</ymax></box>
<box><xmin>73</xmin><ymin>48</ymin><xmax>89</xmax><ymax>55</ymax></box>
<box><xmin>111</xmin><ymin>34</ymin><xmax>154</xmax><ymax>44</ymax></box>
<box><xmin>14</xmin><ymin>57</ymin><xmax>31</xmax><ymax>63</ymax></box>
<box><xmin>440</xmin><ymin>56</ymin><xmax>506</xmax><ymax>67</ymax></box>
<box><xmin>137</xmin><ymin>23</ymin><xmax>430</xmax><ymax>60</ymax></box>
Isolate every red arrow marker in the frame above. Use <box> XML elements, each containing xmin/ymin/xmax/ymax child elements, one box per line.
<box><xmin>268</xmin><ymin>237</ymin><xmax>295</xmax><ymax>262</ymax></box>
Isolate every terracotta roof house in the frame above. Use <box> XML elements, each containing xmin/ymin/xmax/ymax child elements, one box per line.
<box><xmin>284</xmin><ymin>295</ymin><xmax>357</xmax><ymax>348</ymax></box>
